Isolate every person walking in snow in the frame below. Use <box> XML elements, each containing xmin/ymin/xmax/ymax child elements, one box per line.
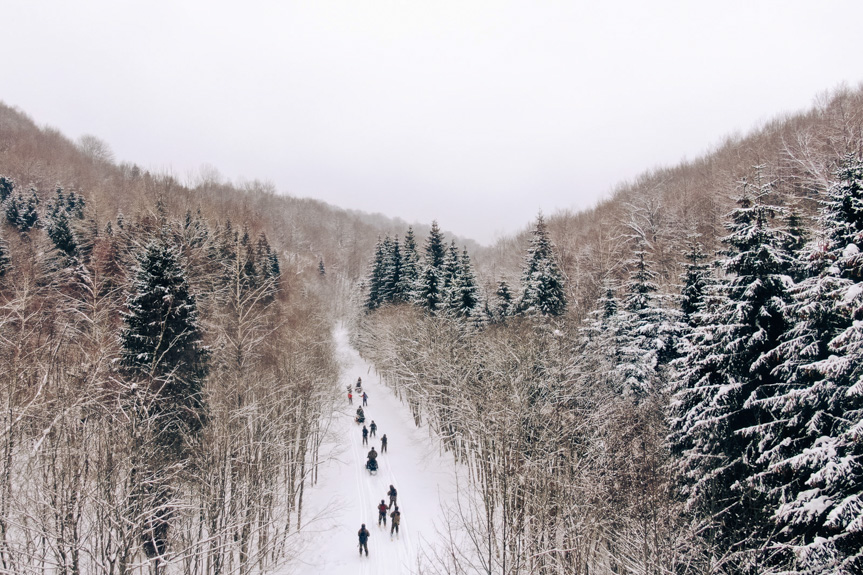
<box><xmin>358</xmin><ymin>524</ymin><xmax>370</xmax><ymax>556</ymax></box>
<box><xmin>390</xmin><ymin>507</ymin><xmax>401</xmax><ymax>537</ymax></box>
<box><xmin>348</xmin><ymin>391</ymin><xmax>352</xmax><ymax>404</ymax></box>
<box><xmin>362</xmin><ymin>392</ymin><xmax>368</xmax><ymax>406</ymax></box>
<box><xmin>387</xmin><ymin>485</ymin><xmax>397</xmax><ymax>509</ymax></box>
<box><xmin>369</xmin><ymin>420</ymin><xmax>377</xmax><ymax>437</ymax></box>
<box><xmin>380</xmin><ymin>434</ymin><xmax>387</xmax><ymax>453</ymax></box>
<box><xmin>362</xmin><ymin>425</ymin><xmax>369</xmax><ymax>445</ymax></box>
<box><xmin>377</xmin><ymin>499</ymin><xmax>388</xmax><ymax>526</ymax></box>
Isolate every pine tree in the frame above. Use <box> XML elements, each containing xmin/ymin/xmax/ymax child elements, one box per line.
<box><xmin>381</xmin><ymin>236</ymin><xmax>403</xmax><ymax>303</ymax></box>
<box><xmin>517</xmin><ymin>214</ymin><xmax>566</xmax><ymax>316</ymax></box>
<box><xmin>615</xmin><ymin>246</ymin><xmax>669</xmax><ymax>397</ymax></box>
<box><xmin>0</xmin><ymin>175</ymin><xmax>14</xmax><ymax>202</ymax></box>
<box><xmin>760</xmin><ymin>155</ymin><xmax>863</xmax><ymax>574</ymax></box>
<box><xmin>453</xmin><ymin>248</ymin><xmax>480</xmax><ymax>316</ymax></box>
<box><xmin>120</xmin><ymin>240</ymin><xmax>209</xmax><ymax>440</ymax></box>
<box><xmin>398</xmin><ymin>227</ymin><xmax>420</xmax><ymax>300</ymax></box>
<box><xmin>365</xmin><ymin>237</ymin><xmax>387</xmax><ymax>310</ymax></box>
<box><xmin>669</xmin><ymin>175</ymin><xmax>795</xmax><ymax>569</ymax></box>
<box><xmin>424</xmin><ymin>220</ymin><xmax>446</xmax><ymax>270</ymax></box>
<box><xmin>416</xmin><ymin>264</ymin><xmax>441</xmax><ymax>313</ymax></box>
<box><xmin>492</xmin><ymin>280</ymin><xmax>514</xmax><ymax>321</ymax></box>
<box><xmin>680</xmin><ymin>239</ymin><xmax>711</xmax><ymax>326</ymax></box>
<box><xmin>45</xmin><ymin>188</ymin><xmax>78</xmax><ymax>256</ymax></box>
<box><xmin>441</xmin><ymin>240</ymin><xmax>461</xmax><ymax>309</ymax></box>
<box><xmin>4</xmin><ymin>186</ymin><xmax>40</xmax><ymax>232</ymax></box>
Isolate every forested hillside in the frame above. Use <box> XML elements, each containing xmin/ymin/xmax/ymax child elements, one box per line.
<box><xmin>355</xmin><ymin>85</ymin><xmax>863</xmax><ymax>575</ymax></box>
<box><xmin>0</xmin><ymin>101</ymin><xmax>435</xmax><ymax>573</ymax></box>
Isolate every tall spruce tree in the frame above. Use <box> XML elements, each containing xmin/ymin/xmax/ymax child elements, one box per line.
<box><xmin>670</xmin><ymin>176</ymin><xmax>795</xmax><ymax>570</ymax></box>
<box><xmin>517</xmin><ymin>214</ymin><xmax>566</xmax><ymax>316</ymax></box>
<box><xmin>381</xmin><ymin>235</ymin><xmax>403</xmax><ymax>303</ymax></box>
<box><xmin>759</xmin><ymin>155</ymin><xmax>863</xmax><ymax>574</ymax></box>
<box><xmin>453</xmin><ymin>248</ymin><xmax>480</xmax><ymax>317</ymax></box>
<box><xmin>121</xmin><ymin>239</ymin><xmax>209</xmax><ymax>439</ymax></box>
<box><xmin>0</xmin><ymin>175</ymin><xmax>14</xmax><ymax>202</ymax></box>
<box><xmin>365</xmin><ymin>237</ymin><xmax>387</xmax><ymax>310</ymax></box>
<box><xmin>120</xmin><ymin>239</ymin><xmax>208</xmax><ymax>566</ymax></box>
<box><xmin>398</xmin><ymin>227</ymin><xmax>420</xmax><ymax>301</ymax></box>
<box><xmin>424</xmin><ymin>220</ymin><xmax>446</xmax><ymax>270</ymax></box>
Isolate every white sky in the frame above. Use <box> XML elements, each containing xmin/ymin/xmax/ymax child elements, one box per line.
<box><xmin>2</xmin><ymin>1</ymin><xmax>862</xmax><ymax>244</ymax></box>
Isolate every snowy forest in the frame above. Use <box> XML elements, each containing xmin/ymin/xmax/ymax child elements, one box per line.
<box><xmin>1</xmin><ymin>85</ymin><xmax>862</xmax><ymax>575</ymax></box>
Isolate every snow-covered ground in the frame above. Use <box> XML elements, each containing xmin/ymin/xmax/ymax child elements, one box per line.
<box><xmin>280</xmin><ymin>325</ymin><xmax>460</xmax><ymax>574</ymax></box>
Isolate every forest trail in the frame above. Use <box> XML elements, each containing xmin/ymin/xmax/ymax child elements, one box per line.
<box><xmin>280</xmin><ymin>325</ymin><xmax>459</xmax><ymax>575</ymax></box>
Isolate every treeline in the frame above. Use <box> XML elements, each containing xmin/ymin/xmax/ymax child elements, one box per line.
<box><xmin>355</xmin><ymin>89</ymin><xmax>863</xmax><ymax>574</ymax></box>
<box><xmin>363</xmin><ymin>216</ymin><xmax>566</xmax><ymax>321</ymax></box>
<box><xmin>0</xmin><ymin>169</ymin><xmax>338</xmax><ymax>574</ymax></box>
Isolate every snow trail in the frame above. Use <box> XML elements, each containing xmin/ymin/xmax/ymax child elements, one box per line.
<box><xmin>280</xmin><ymin>325</ymin><xmax>459</xmax><ymax>574</ymax></box>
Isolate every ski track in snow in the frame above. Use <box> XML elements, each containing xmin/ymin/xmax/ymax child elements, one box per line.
<box><xmin>278</xmin><ymin>325</ymin><xmax>459</xmax><ymax>575</ymax></box>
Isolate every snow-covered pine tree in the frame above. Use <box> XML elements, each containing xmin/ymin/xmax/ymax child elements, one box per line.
<box><xmin>441</xmin><ymin>240</ymin><xmax>461</xmax><ymax>310</ymax></box>
<box><xmin>492</xmin><ymin>280</ymin><xmax>514</xmax><ymax>321</ymax></box>
<box><xmin>0</xmin><ymin>175</ymin><xmax>14</xmax><ymax>202</ymax></box>
<box><xmin>680</xmin><ymin>239</ymin><xmax>711</xmax><ymax>327</ymax></box>
<box><xmin>365</xmin><ymin>237</ymin><xmax>387</xmax><ymax>310</ymax></box>
<box><xmin>615</xmin><ymin>245</ymin><xmax>674</xmax><ymax>397</ymax></box>
<box><xmin>759</xmin><ymin>155</ymin><xmax>863</xmax><ymax>574</ymax></box>
<box><xmin>669</xmin><ymin>173</ymin><xmax>795</xmax><ymax>570</ymax></box>
<box><xmin>120</xmin><ymin>238</ymin><xmax>208</xmax><ymax>567</ymax></box>
<box><xmin>516</xmin><ymin>214</ymin><xmax>566</xmax><ymax>316</ymax></box>
<box><xmin>454</xmin><ymin>248</ymin><xmax>480</xmax><ymax>317</ymax></box>
<box><xmin>4</xmin><ymin>186</ymin><xmax>40</xmax><ymax>232</ymax></box>
<box><xmin>416</xmin><ymin>263</ymin><xmax>441</xmax><ymax>313</ymax></box>
<box><xmin>424</xmin><ymin>220</ymin><xmax>446</xmax><ymax>270</ymax></box>
<box><xmin>44</xmin><ymin>187</ymin><xmax>78</xmax><ymax>256</ymax></box>
<box><xmin>120</xmin><ymin>239</ymin><xmax>209</xmax><ymax>443</ymax></box>
<box><xmin>579</xmin><ymin>282</ymin><xmax>625</xmax><ymax>395</ymax></box>
<box><xmin>381</xmin><ymin>235</ymin><xmax>403</xmax><ymax>303</ymax></box>
<box><xmin>398</xmin><ymin>227</ymin><xmax>420</xmax><ymax>301</ymax></box>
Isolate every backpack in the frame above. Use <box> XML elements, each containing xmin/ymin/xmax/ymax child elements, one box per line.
<box><xmin>392</xmin><ymin>511</ymin><xmax>401</xmax><ymax>525</ymax></box>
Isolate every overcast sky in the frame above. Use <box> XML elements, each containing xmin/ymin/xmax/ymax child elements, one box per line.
<box><xmin>3</xmin><ymin>1</ymin><xmax>862</xmax><ymax>244</ymax></box>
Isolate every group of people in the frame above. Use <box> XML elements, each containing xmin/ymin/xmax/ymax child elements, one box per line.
<box><xmin>358</xmin><ymin>485</ymin><xmax>401</xmax><ymax>556</ymax></box>
<box><xmin>350</xmin><ymin>376</ymin><xmax>400</xmax><ymax>557</ymax></box>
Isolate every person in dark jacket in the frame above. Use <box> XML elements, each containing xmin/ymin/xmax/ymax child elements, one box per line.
<box><xmin>362</xmin><ymin>425</ymin><xmax>368</xmax><ymax>445</ymax></box>
<box><xmin>369</xmin><ymin>420</ymin><xmax>377</xmax><ymax>437</ymax></box>
<box><xmin>380</xmin><ymin>434</ymin><xmax>387</xmax><ymax>453</ymax></box>
<box><xmin>377</xmin><ymin>499</ymin><xmax>388</xmax><ymax>526</ymax></box>
<box><xmin>362</xmin><ymin>392</ymin><xmax>368</xmax><ymax>406</ymax></box>
<box><xmin>390</xmin><ymin>507</ymin><xmax>401</xmax><ymax>537</ymax></box>
<box><xmin>387</xmin><ymin>485</ymin><xmax>397</xmax><ymax>509</ymax></box>
<box><xmin>358</xmin><ymin>524</ymin><xmax>370</xmax><ymax>556</ymax></box>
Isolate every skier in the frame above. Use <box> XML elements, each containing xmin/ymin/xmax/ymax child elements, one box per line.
<box><xmin>369</xmin><ymin>420</ymin><xmax>377</xmax><ymax>437</ymax></box>
<box><xmin>387</xmin><ymin>485</ymin><xmax>397</xmax><ymax>509</ymax></box>
<box><xmin>362</xmin><ymin>392</ymin><xmax>368</xmax><ymax>406</ymax></box>
<box><xmin>358</xmin><ymin>524</ymin><xmax>370</xmax><ymax>556</ymax></box>
<box><xmin>380</xmin><ymin>434</ymin><xmax>387</xmax><ymax>453</ymax></box>
<box><xmin>348</xmin><ymin>391</ymin><xmax>352</xmax><ymax>404</ymax></box>
<box><xmin>377</xmin><ymin>499</ymin><xmax>388</xmax><ymax>526</ymax></box>
<box><xmin>390</xmin><ymin>506</ymin><xmax>401</xmax><ymax>538</ymax></box>
<box><xmin>362</xmin><ymin>425</ymin><xmax>369</xmax><ymax>445</ymax></box>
